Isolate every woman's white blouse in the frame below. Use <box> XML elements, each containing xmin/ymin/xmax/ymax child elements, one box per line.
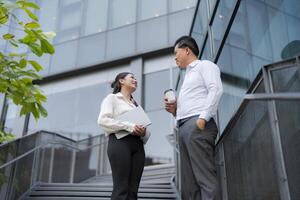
<box><xmin>97</xmin><ymin>92</ymin><xmax>136</xmax><ymax>136</ymax></box>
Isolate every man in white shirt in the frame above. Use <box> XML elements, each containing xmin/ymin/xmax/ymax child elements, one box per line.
<box><xmin>165</xmin><ymin>36</ymin><xmax>223</xmax><ymax>200</ymax></box>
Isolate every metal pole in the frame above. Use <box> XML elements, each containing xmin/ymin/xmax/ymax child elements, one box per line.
<box><xmin>262</xmin><ymin>66</ymin><xmax>291</xmax><ymax>200</ymax></box>
<box><xmin>48</xmin><ymin>146</ymin><xmax>55</xmax><ymax>183</ymax></box>
<box><xmin>69</xmin><ymin>149</ymin><xmax>76</xmax><ymax>183</ymax></box>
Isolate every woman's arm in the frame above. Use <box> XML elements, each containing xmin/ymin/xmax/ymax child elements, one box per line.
<box><xmin>97</xmin><ymin>95</ymin><xmax>135</xmax><ymax>134</ymax></box>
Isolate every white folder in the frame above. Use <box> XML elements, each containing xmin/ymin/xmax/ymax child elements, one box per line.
<box><xmin>115</xmin><ymin>106</ymin><xmax>152</xmax><ymax>142</ymax></box>
<box><xmin>116</xmin><ymin>105</ymin><xmax>152</xmax><ymax>127</ymax></box>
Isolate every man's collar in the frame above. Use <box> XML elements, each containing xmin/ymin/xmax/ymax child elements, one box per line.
<box><xmin>187</xmin><ymin>59</ymin><xmax>200</xmax><ymax>68</ymax></box>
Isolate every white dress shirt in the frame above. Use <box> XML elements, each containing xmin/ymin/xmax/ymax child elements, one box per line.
<box><xmin>176</xmin><ymin>60</ymin><xmax>223</xmax><ymax>121</ymax></box>
<box><xmin>97</xmin><ymin>92</ymin><xmax>150</xmax><ymax>143</ymax></box>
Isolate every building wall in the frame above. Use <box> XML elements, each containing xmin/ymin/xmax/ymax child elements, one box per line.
<box><xmin>192</xmin><ymin>0</ymin><xmax>300</xmax><ymax>133</ymax></box>
<box><xmin>1</xmin><ymin>0</ymin><xmax>197</xmax><ymax>164</ymax></box>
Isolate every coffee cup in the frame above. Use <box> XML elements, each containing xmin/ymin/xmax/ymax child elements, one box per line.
<box><xmin>164</xmin><ymin>89</ymin><xmax>176</xmax><ymax>103</ymax></box>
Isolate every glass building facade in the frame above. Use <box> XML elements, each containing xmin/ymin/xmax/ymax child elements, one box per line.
<box><xmin>1</xmin><ymin>0</ymin><xmax>300</xmax><ymax>199</ymax></box>
<box><xmin>190</xmin><ymin>0</ymin><xmax>300</xmax><ymax>199</ymax></box>
<box><xmin>0</xmin><ymin>0</ymin><xmax>197</xmax><ymax>164</ymax></box>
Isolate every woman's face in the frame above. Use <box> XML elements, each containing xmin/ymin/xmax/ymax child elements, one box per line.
<box><xmin>120</xmin><ymin>73</ymin><xmax>137</xmax><ymax>92</ymax></box>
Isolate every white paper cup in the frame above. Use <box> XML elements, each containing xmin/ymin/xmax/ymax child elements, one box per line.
<box><xmin>164</xmin><ymin>89</ymin><xmax>176</xmax><ymax>103</ymax></box>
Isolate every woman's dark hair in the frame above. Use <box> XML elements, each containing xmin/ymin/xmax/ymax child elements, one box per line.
<box><xmin>174</xmin><ymin>36</ymin><xmax>199</xmax><ymax>57</ymax></box>
<box><xmin>111</xmin><ymin>72</ymin><xmax>132</xmax><ymax>94</ymax></box>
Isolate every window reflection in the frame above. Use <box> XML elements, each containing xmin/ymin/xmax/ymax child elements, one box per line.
<box><xmin>191</xmin><ymin>0</ymin><xmax>209</xmax><ymax>49</ymax></box>
<box><xmin>139</xmin><ymin>0</ymin><xmax>167</xmax><ymax>21</ymax></box>
<box><xmin>143</xmin><ymin>68</ymin><xmax>180</xmax><ymax>164</ymax></box>
<box><xmin>214</xmin><ymin>0</ymin><xmax>300</xmax><ymax>132</ymax></box>
<box><xmin>170</xmin><ymin>0</ymin><xmax>197</xmax><ymax>12</ymax></box>
<box><xmin>84</xmin><ymin>0</ymin><xmax>108</xmax><ymax>35</ymax></box>
<box><xmin>110</xmin><ymin>0</ymin><xmax>136</xmax><ymax>29</ymax></box>
<box><xmin>28</xmin><ymin>83</ymin><xmax>110</xmax><ymax>140</ymax></box>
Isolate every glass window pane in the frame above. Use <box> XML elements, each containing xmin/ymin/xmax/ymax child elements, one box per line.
<box><xmin>191</xmin><ymin>0</ymin><xmax>208</xmax><ymax>49</ymax></box>
<box><xmin>50</xmin><ymin>41</ymin><xmax>78</xmax><ymax>74</ymax></box>
<box><xmin>54</xmin><ymin>28</ymin><xmax>80</xmax><ymax>43</ymax></box>
<box><xmin>106</xmin><ymin>25</ymin><xmax>135</xmax><ymax>60</ymax></box>
<box><xmin>137</xmin><ymin>16</ymin><xmax>168</xmax><ymax>52</ymax></box>
<box><xmin>211</xmin><ymin>0</ymin><xmax>235</xmax><ymax>53</ymax></box>
<box><xmin>58</xmin><ymin>2</ymin><xmax>83</xmax><ymax>31</ymax></box>
<box><xmin>38</xmin><ymin>0</ymin><xmax>59</xmax><ymax>32</ymax></box>
<box><xmin>62</xmin><ymin>0</ymin><xmax>81</xmax><ymax>6</ymax></box>
<box><xmin>84</xmin><ymin>0</ymin><xmax>108</xmax><ymax>35</ymax></box>
<box><xmin>169</xmin><ymin>9</ymin><xmax>195</xmax><ymax>45</ymax></box>
<box><xmin>139</xmin><ymin>0</ymin><xmax>167</xmax><ymax>21</ymax></box>
<box><xmin>28</xmin><ymin>83</ymin><xmax>110</xmax><ymax>140</ymax></box>
<box><xmin>144</xmin><ymin>70</ymin><xmax>170</xmax><ymax>111</ymax></box>
<box><xmin>214</xmin><ymin>0</ymin><xmax>300</xmax><ymax>132</ymax></box>
<box><xmin>170</xmin><ymin>0</ymin><xmax>197</xmax><ymax>12</ymax></box>
<box><xmin>77</xmin><ymin>32</ymin><xmax>106</xmax><ymax>67</ymax></box>
<box><xmin>110</xmin><ymin>0</ymin><xmax>136</xmax><ymax>29</ymax></box>
<box><xmin>201</xmin><ymin>36</ymin><xmax>211</xmax><ymax>60</ymax></box>
<box><xmin>144</xmin><ymin>110</ymin><xmax>173</xmax><ymax>164</ymax></box>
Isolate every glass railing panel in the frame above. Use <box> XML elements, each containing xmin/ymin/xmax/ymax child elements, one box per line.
<box><xmin>219</xmin><ymin>100</ymin><xmax>280</xmax><ymax>200</ymax></box>
<box><xmin>275</xmin><ymin>100</ymin><xmax>300</xmax><ymax>200</ymax></box>
<box><xmin>2</xmin><ymin>151</ymin><xmax>35</xmax><ymax>200</ymax></box>
<box><xmin>271</xmin><ymin>64</ymin><xmax>300</xmax><ymax>92</ymax></box>
<box><xmin>51</xmin><ymin>145</ymin><xmax>73</xmax><ymax>183</ymax></box>
<box><xmin>73</xmin><ymin>135</ymin><xmax>106</xmax><ymax>183</ymax></box>
<box><xmin>0</xmin><ymin>163</ymin><xmax>13</xmax><ymax>199</ymax></box>
<box><xmin>36</xmin><ymin>146</ymin><xmax>52</xmax><ymax>183</ymax></box>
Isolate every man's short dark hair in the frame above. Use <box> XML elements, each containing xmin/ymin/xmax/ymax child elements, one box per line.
<box><xmin>174</xmin><ymin>36</ymin><xmax>199</xmax><ymax>57</ymax></box>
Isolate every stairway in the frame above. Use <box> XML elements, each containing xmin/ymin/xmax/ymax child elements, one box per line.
<box><xmin>24</xmin><ymin>164</ymin><xmax>178</xmax><ymax>200</ymax></box>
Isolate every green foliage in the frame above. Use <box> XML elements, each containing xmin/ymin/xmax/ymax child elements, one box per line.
<box><xmin>0</xmin><ymin>0</ymin><xmax>56</xmax><ymax>142</ymax></box>
<box><xmin>0</xmin><ymin>129</ymin><xmax>14</xmax><ymax>143</ymax></box>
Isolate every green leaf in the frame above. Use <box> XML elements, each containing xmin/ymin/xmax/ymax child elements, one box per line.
<box><xmin>24</xmin><ymin>8</ymin><xmax>38</xmax><ymax>21</ymax></box>
<box><xmin>35</xmin><ymin>92</ymin><xmax>47</xmax><ymax>102</ymax></box>
<box><xmin>23</xmin><ymin>2</ymin><xmax>40</xmax><ymax>10</ymax></box>
<box><xmin>24</xmin><ymin>96</ymin><xmax>36</xmax><ymax>103</ymax></box>
<box><xmin>37</xmin><ymin>104</ymin><xmax>47</xmax><ymax>117</ymax></box>
<box><xmin>28</xmin><ymin>43</ymin><xmax>43</xmax><ymax>56</ymax></box>
<box><xmin>19</xmin><ymin>58</ymin><xmax>27</xmax><ymax>68</ymax></box>
<box><xmin>21</xmin><ymin>77</ymin><xmax>32</xmax><ymax>84</ymax></box>
<box><xmin>40</xmin><ymin>39</ymin><xmax>54</xmax><ymax>54</ymax></box>
<box><xmin>8</xmin><ymin>53</ymin><xmax>26</xmax><ymax>57</ymax></box>
<box><xmin>0</xmin><ymin>14</ymin><xmax>8</xmax><ymax>24</ymax></box>
<box><xmin>3</xmin><ymin>33</ymin><xmax>15</xmax><ymax>40</ymax></box>
<box><xmin>19</xmin><ymin>35</ymin><xmax>37</xmax><ymax>44</ymax></box>
<box><xmin>25</xmin><ymin>22</ymin><xmax>39</xmax><ymax>29</ymax></box>
<box><xmin>28</xmin><ymin>60</ymin><xmax>43</xmax><ymax>72</ymax></box>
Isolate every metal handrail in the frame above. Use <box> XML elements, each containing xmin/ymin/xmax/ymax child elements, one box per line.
<box><xmin>0</xmin><ymin>139</ymin><xmax>107</xmax><ymax>169</ymax></box>
<box><xmin>0</xmin><ymin>130</ymin><xmax>79</xmax><ymax>148</ymax></box>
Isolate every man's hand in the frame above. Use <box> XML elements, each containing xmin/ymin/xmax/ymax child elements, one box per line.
<box><xmin>133</xmin><ymin>125</ymin><xmax>146</xmax><ymax>136</ymax></box>
<box><xmin>164</xmin><ymin>97</ymin><xmax>177</xmax><ymax>117</ymax></box>
<box><xmin>196</xmin><ymin>118</ymin><xmax>206</xmax><ymax>130</ymax></box>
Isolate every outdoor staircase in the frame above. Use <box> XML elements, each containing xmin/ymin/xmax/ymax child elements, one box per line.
<box><xmin>24</xmin><ymin>164</ymin><xmax>178</xmax><ymax>200</ymax></box>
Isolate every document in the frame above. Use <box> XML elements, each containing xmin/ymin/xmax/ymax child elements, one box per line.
<box><xmin>115</xmin><ymin>106</ymin><xmax>152</xmax><ymax>140</ymax></box>
<box><xmin>117</xmin><ymin>105</ymin><xmax>152</xmax><ymax>127</ymax></box>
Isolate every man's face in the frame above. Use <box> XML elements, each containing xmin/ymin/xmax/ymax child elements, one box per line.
<box><xmin>174</xmin><ymin>44</ymin><xmax>189</xmax><ymax>69</ymax></box>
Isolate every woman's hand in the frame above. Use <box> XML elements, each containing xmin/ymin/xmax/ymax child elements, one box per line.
<box><xmin>133</xmin><ymin>125</ymin><xmax>146</xmax><ymax>136</ymax></box>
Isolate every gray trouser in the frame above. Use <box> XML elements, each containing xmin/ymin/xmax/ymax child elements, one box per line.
<box><xmin>178</xmin><ymin>116</ymin><xmax>219</xmax><ymax>200</ymax></box>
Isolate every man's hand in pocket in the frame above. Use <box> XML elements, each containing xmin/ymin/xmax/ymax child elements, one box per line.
<box><xmin>196</xmin><ymin>118</ymin><xmax>206</xmax><ymax>130</ymax></box>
